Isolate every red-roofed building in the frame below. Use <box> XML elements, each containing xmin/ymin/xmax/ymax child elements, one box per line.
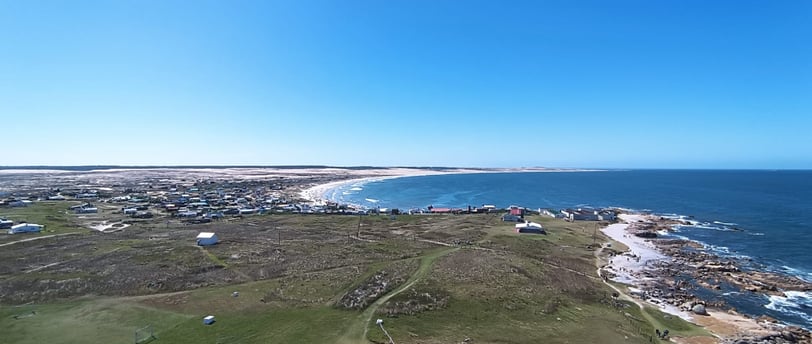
<box><xmin>509</xmin><ymin>206</ymin><xmax>524</xmax><ymax>216</ymax></box>
<box><xmin>430</xmin><ymin>207</ymin><xmax>452</xmax><ymax>214</ymax></box>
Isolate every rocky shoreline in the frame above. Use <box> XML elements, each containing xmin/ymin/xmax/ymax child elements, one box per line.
<box><xmin>601</xmin><ymin>214</ymin><xmax>811</xmax><ymax>343</ymax></box>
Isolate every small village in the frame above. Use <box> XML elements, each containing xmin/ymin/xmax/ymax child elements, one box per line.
<box><xmin>0</xmin><ymin>173</ymin><xmax>621</xmax><ymax>241</ymax></box>
<box><xmin>1</xmin><ymin>169</ymin><xmax>810</xmax><ymax>344</ymax></box>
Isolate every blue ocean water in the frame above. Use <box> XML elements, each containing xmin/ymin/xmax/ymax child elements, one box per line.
<box><xmin>327</xmin><ymin>170</ymin><xmax>812</xmax><ymax>327</ymax></box>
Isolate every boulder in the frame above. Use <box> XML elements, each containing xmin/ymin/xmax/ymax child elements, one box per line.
<box><xmin>691</xmin><ymin>303</ymin><xmax>708</xmax><ymax>316</ymax></box>
<box><xmin>780</xmin><ymin>331</ymin><xmax>795</xmax><ymax>341</ymax></box>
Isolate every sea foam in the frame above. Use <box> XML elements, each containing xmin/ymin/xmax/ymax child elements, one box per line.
<box><xmin>765</xmin><ymin>291</ymin><xmax>812</xmax><ymax>328</ymax></box>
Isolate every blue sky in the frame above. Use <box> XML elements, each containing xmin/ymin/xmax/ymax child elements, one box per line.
<box><xmin>1</xmin><ymin>0</ymin><xmax>809</xmax><ymax>168</ymax></box>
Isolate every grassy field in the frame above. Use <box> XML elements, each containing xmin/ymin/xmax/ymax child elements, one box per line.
<box><xmin>1</xmin><ymin>210</ymin><xmax>709</xmax><ymax>343</ymax></box>
<box><xmin>0</xmin><ymin>202</ymin><xmax>87</xmax><ymax>242</ymax></box>
<box><xmin>0</xmin><ymin>297</ymin><xmax>190</xmax><ymax>344</ymax></box>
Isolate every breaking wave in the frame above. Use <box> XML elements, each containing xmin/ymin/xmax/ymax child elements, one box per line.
<box><xmin>765</xmin><ymin>291</ymin><xmax>812</xmax><ymax>329</ymax></box>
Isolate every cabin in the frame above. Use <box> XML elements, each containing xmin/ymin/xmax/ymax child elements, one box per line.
<box><xmin>429</xmin><ymin>207</ymin><xmax>452</xmax><ymax>214</ymax></box>
<box><xmin>515</xmin><ymin>222</ymin><xmax>545</xmax><ymax>234</ymax></box>
<box><xmin>541</xmin><ymin>209</ymin><xmax>560</xmax><ymax>218</ymax></box>
<box><xmin>561</xmin><ymin>208</ymin><xmax>599</xmax><ymax>221</ymax></box>
<box><xmin>177</xmin><ymin>210</ymin><xmax>198</xmax><ymax>218</ymax></box>
<box><xmin>74</xmin><ymin>207</ymin><xmax>98</xmax><ymax>214</ymax></box>
<box><xmin>480</xmin><ymin>205</ymin><xmax>498</xmax><ymax>213</ymax></box>
<box><xmin>598</xmin><ymin>210</ymin><xmax>617</xmax><ymax>221</ymax></box>
<box><xmin>203</xmin><ymin>315</ymin><xmax>215</xmax><ymax>325</ymax></box>
<box><xmin>9</xmin><ymin>200</ymin><xmax>32</xmax><ymax>207</ymax></box>
<box><xmin>501</xmin><ymin>214</ymin><xmax>523</xmax><ymax>222</ymax></box>
<box><xmin>0</xmin><ymin>218</ymin><xmax>14</xmax><ymax>229</ymax></box>
<box><xmin>196</xmin><ymin>232</ymin><xmax>219</xmax><ymax>246</ymax></box>
<box><xmin>508</xmin><ymin>206</ymin><xmax>524</xmax><ymax>216</ymax></box>
<box><xmin>132</xmin><ymin>211</ymin><xmax>154</xmax><ymax>219</ymax></box>
<box><xmin>9</xmin><ymin>223</ymin><xmax>44</xmax><ymax>234</ymax></box>
<box><xmin>204</xmin><ymin>211</ymin><xmax>224</xmax><ymax>220</ymax></box>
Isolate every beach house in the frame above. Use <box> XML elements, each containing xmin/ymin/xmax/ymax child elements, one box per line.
<box><xmin>561</xmin><ymin>208</ymin><xmax>599</xmax><ymax>221</ymax></box>
<box><xmin>501</xmin><ymin>214</ymin><xmax>523</xmax><ymax>222</ymax></box>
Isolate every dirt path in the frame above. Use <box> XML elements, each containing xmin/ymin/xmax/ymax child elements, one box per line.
<box><xmin>593</xmin><ymin>247</ymin><xmax>674</xmax><ymax>343</ymax></box>
<box><xmin>0</xmin><ymin>232</ymin><xmax>81</xmax><ymax>247</ymax></box>
<box><xmin>337</xmin><ymin>247</ymin><xmax>457</xmax><ymax>344</ymax></box>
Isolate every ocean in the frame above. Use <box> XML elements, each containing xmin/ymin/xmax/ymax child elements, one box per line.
<box><xmin>325</xmin><ymin>170</ymin><xmax>812</xmax><ymax>328</ymax></box>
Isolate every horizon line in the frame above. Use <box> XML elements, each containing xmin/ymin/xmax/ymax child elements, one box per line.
<box><xmin>0</xmin><ymin>165</ymin><xmax>809</xmax><ymax>172</ymax></box>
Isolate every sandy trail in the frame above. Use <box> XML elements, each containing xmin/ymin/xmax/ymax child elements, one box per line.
<box><xmin>0</xmin><ymin>232</ymin><xmax>81</xmax><ymax>247</ymax></box>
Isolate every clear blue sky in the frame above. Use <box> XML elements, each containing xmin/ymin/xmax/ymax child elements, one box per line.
<box><xmin>1</xmin><ymin>0</ymin><xmax>809</xmax><ymax>168</ymax></box>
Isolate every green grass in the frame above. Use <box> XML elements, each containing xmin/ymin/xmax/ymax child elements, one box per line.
<box><xmin>642</xmin><ymin>306</ymin><xmax>711</xmax><ymax>338</ymax></box>
<box><xmin>357</xmin><ymin>247</ymin><xmax>456</xmax><ymax>343</ymax></box>
<box><xmin>0</xmin><ymin>201</ymin><xmax>86</xmax><ymax>238</ymax></box>
<box><xmin>157</xmin><ymin>306</ymin><xmax>354</xmax><ymax>344</ymax></box>
<box><xmin>201</xmin><ymin>247</ymin><xmax>229</xmax><ymax>268</ymax></box>
<box><xmin>0</xmin><ymin>213</ymin><xmax>712</xmax><ymax>344</ymax></box>
<box><xmin>0</xmin><ymin>298</ymin><xmax>190</xmax><ymax>344</ymax></box>
<box><xmin>369</xmin><ymin>297</ymin><xmax>655</xmax><ymax>344</ymax></box>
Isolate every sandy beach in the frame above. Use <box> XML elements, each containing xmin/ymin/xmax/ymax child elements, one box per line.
<box><xmin>297</xmin><ymin>167</ymin><xmax>584</xmax><ymax>204</ymax></box>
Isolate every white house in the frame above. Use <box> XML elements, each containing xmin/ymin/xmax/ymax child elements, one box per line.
<box><xmin>515</xmin><ymin>221</ymin><xmax>545</xmax><ymax>234</ymax></box>
<box><xmin>203</xmin><ymin>315</ymin><xmax>216</xmax><ymax>325</ymax></box>
<box><xmin>9</xmin><ymin>223</ymin><xmax>44</xmax><ymax>234</ymax></box>
<box><xmin>196</xmin><ymin>232</ymin><xmax>219</xmax><ymax>246</ymax></box>
<box><xmin>75</xmin><ymin>207</ymin><xmax>98</xmax><ymax>214</ymax></box>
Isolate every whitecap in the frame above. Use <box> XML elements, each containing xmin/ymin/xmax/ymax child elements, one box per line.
<box><xmin>780</xmin><ymin>266</ymin><xmax>812</xmax><ymax>283</ymax></box>
<box><xmin>713</xmin><ymin>221</ymin><xmax>738</xmax><ymax>226</ymax></box>
<box><xmin>365</xmin><ymin>198</ymin><xmax>379</xmax><ymax>203</ymax></box>
<box><xmin>349</xmin><ymin>187</ymin><xmax>363</xmax><ymax>191</ymax></box>
<box><xmin>765</xmin><ymin>292</ymin><xmax>812</xmax><ymax>325</ymax></box>
<box><xmin>671</xmin><ymin>234</ymin><xmax>691</xmax><ymax>241</ymax></box>
<box><xmin>682</xmin><ymin>224</ymin><xmax>735</xmax><ymax>231</ymax></box>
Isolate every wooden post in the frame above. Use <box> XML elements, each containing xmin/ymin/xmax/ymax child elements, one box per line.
<box><xmin>357</xmin><ymin>215</ymin><xmax>362</xmax><ymax>238</ymax></box>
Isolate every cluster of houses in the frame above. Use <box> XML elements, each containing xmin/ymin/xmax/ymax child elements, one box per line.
<box><xmin>493</xmin><ymin>206</ymin><xmax>619</xmax><ymax>235</ymax></box>
<box><xmin>535</xmin><ymin>208</ymin><xmax>618</xmax><ymax>222</ymax></box>
<box><xmin>501</xmin><ymin>206</ymin><xmax>619</xmax><ymax>223</ymax></box>
<box><xmin>22</xmin><ymin>183</ymin><xmax>351</xmax><ymax>223</ymax></box>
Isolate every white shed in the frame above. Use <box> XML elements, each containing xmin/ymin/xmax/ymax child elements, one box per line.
<box><xmin>203</xmin><ymin>315</ymin><xmax>215</xmax><ymax>325</ymax></box>
<box><xmin>515</xmin><ymin>221</ymin><xmax>545</xmax><ymax>234</ymax></box>
<box><xmin>9</xmin><ymin>223</ymin><xmax>44</xmax><ymax>234</ymax></box>
<box><xmin>196</xmin><ymin>232</ymin><xmax>218</xmax><ymax>246</ymax></box>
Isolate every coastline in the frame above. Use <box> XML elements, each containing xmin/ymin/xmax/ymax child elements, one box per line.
<box><xmin>297</xmin><ymin>167</ymin><xmax>598</xmax><ymax>205</ymax></box>
<box><xmin>600</xmin><ymin>214</ymin><xmax>811</xmax><ymax>343</ymax></box>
